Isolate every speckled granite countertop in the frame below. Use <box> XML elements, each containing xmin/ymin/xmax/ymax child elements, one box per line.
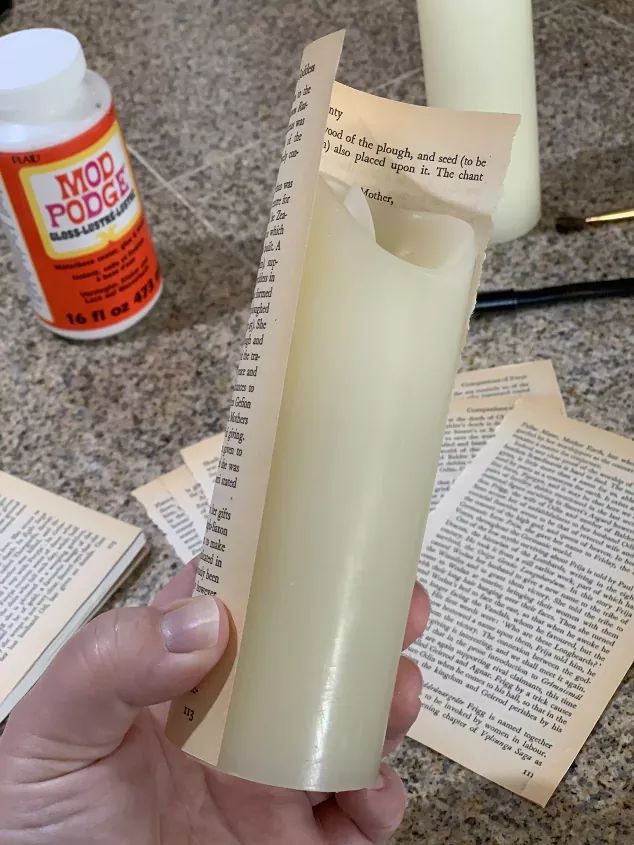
<box><xmin>1</xmin><ymin>1</ymin><xmax>632</xmax><ymax>842</ymax></box>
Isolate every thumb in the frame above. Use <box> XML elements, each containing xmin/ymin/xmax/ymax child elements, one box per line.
<box><xmin>2</xmin><ymin>596</ymin><xmax>228</xmax><ymax>771</ymax></box>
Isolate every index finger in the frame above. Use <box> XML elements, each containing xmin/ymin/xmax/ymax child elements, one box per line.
<box><xmin>403</xmin><ymin>581</ymin><xmax>431</xmax><ymax>649</ymax></box>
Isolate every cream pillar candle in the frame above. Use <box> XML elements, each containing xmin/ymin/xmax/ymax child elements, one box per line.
<box><xmin>417</xmin><ymin>0</ymin><xmax>540</xmax><ymax>243</ymax></box>
<box><xmin>167</xmin><ymin>31</ymin><xmax>519</xmax><ymax>793</ymax></box>
<box><xmin>183</xmin><ymin>177</ymin><xmax>477</xmax><ymax>791</ymax></box>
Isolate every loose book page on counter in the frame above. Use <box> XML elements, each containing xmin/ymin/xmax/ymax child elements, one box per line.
<box><xmin>408</xmin><ymin>405</ymin><xmax>634</xmax><ymax>805</ymax></box>
<box><xmin>132</xmin><ymin>437</ymin><xmax>223</xmax><ymax>561</ymax></box>
<box><xmin>181</xmin><ymin>432</ymin><xmax>223</xmax><ymax>500</ymax></box>
<box><xmin>132</xmin><ymin>450</ymin><xmax>222</xmax><ymax>563</ymax></box>
<box><xmin>132</xmin><ymin>475</ymin><xmax>202</xmax><ymax>563</ymax></box>
<box><xmin>161</xmin><ymin>466</ymin><xmax>208</xmax><ymax>539</ymax></box>
<box><xmin>453</xmin><ymin>360</ymin><xmax>563</xmax><ymax>409</ymax></box>
<box><xmin>431</xmin><ymin>395</ymin><xmax>563</xmax><ymax>509</ymax></box>
<box><xmin>1</xmin><ymin>472</ymin><xmax>145</xmax><ymax>720</ymax></box>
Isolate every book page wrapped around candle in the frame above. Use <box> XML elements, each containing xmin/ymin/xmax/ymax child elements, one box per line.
<box><xmin>165</xmin><ymin>30</ymin><xmax>519</xmax><ymax>791</ymax></box>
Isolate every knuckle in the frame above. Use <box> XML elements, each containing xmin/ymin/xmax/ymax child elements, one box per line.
<box><xmin>77</xmin><ymin>609</ymin><xmax>122</xmax><ymax>684</ymax></box>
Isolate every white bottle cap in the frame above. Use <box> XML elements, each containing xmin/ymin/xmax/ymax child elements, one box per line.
<box><xmin>0</xmin><ymin>28</ymin><xmax>86</xmax><ymax>117</ymax></box>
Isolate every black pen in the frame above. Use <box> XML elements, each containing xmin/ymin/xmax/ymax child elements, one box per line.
<box><xmin>475</xmin><ymin>278</ymin><xmax>633</xmax><ymax>313</ymax></box>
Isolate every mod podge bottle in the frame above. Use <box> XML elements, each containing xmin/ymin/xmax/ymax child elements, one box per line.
<box><xmin>0</xmin><ymin>28</ymin><xmax>161</xmax><ymax>338</ymax></box>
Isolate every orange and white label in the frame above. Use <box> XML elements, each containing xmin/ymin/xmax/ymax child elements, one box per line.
<box><xmin>0</xmin><ymin>106</ymin><xmax>161</xmax><ymax>334</ymax></box>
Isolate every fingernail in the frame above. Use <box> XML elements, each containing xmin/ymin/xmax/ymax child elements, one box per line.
<box><xmin>161</xmin><ymin>596</ymin><xmax>220</xmax><ymax>653</ymax></box>
<box><xmin>373</xmin><ymin>771</ymin><xmax>385</xmax><ymax>790</ymax></box>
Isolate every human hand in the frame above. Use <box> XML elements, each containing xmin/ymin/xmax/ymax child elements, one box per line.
<box><xmin>0</xmin><ymin>560</ymin><xmax>429</xmax><ymax>845</ymax></box>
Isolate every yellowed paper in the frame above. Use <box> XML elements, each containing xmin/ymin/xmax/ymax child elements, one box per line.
<box><xmin>160</xmin><ymin>465</ymin><xmax>208</xmax><ymax>539</ymax></box>
<box><xmin>431</xmin><ymin>395</ymin><xmax>563</xmax><ymax>509</ymax></box>
<box><xmin>453</xmin><ymin>359</ymin><xmax>564</xmax><ymax>410</ymax></box>
<box><xmin>0</xmin><ymin>472</ymin><xmax>144</xmax><ymax>720</ymax></box>
<box><xmin>181</xmin><ymin>433</ymin><xmax>224</xmax><ymax>501</ymax></box>
<box><xmin>168</xmin><ymin>32</ymin><xmax>350</xmax><ymax>771</ymax></box>
<box><xmin>408</xmin><ymin>405</ymin><xmax>634</xmax><ymax>805</ymax></box>
<box><xmin>323</xmin><ymin>80</ymin><xmax>518</xmax><ymax>246</ymax></box>
<box><xmin>167</xmin><ymin>30</ymin><xmax>518</xmax><ymax>789</ymax></box>
<box><xmin>132</xmin><ymin>476</ymin><xmax>201</xmax><ymax>563</ymax></box>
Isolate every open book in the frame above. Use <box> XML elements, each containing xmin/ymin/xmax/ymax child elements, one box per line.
<box><xmin>0</xmin><ymin>472</ymin><xmax>147</xmax><ymax>722</ymax></box>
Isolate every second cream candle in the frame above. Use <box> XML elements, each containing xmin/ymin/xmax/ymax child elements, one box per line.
<box><xmin>417</xmin><ymin>0</ymin><xmax>541</xmax><ymax>242</ymax></box>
